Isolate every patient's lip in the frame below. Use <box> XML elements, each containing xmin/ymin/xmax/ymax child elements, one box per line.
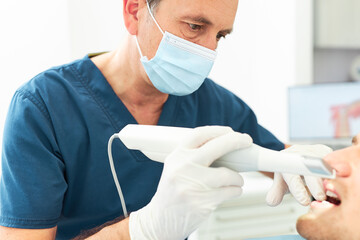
<box><xmin>311</xmin><ymin>200</ymin><xmax>334</xmax><ymax>209</ymax></box>
<box><xmin>324</xmin><ymin>180</ymin><xmax>335</xmax><ymax>191</ymax></box>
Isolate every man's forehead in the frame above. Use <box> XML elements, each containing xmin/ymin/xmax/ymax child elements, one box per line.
<box><xmin>160</xmin><ymin>0</ymin><xmax>238</xmax><ymax>23</ymax></box>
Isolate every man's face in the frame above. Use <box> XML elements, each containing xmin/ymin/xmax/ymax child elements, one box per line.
<box><xmin>296</xmin><ymin>134</ymin><xmax>360</xmax><ymax>240</ymax></box>
<box><xmin>137</xmin><ymin>0</ymin><xmax>238</xmax><ymax>59</ymax></box>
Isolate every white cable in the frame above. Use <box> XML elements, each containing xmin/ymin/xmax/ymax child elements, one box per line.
<box><xmin>108</xmin><ymin>134</ymin><xmax>128</xmax><ymax>218</ymax></box>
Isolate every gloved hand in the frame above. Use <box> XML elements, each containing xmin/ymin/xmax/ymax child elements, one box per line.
<box><xmin>129</xmin><ymin>126</ymin><xmax>253</xmax><ymax>240</ymax></box>
<box><xmin>266</xmin><ymin>144</ymin><xmax>333</xmax><ymax>206</ymax></box>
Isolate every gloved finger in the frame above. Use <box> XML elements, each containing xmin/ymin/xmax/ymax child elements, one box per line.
<box><xmin>266</xmin><ymin>173</ymin><xmax>289</xmax><ymax>206</ymax></box>
<box><xmin>183</xmin><ymin>165</ymin><xmax>244</xmax><ymax>188</ymax></box>
<box><xmin>282</xmin><ymin>173</ymin><xmax>311</xmax><ymax>206</ymax></box>
<box><xmin>195</xmin><ymin>131</ymin><xmax>252</xmax><ymax>166</ymax></box>
<box><xmin>183</xmin><ymin>126</ymin><xmax>233</xmax><ymax>149</ymax></box>
<box><xmin>304</xmin><ymin>176</ymin><xmax>326</xmax><ymax>201</ymax></box>
<box><xmin>283</xmin><ymin>144</ymin><xmax>333</xmax><ymax>158</ymax></box>
<box><xmin>307</xmin><ymin>144</ymin><xmax>333</xmax><ymax>157</ymax></box>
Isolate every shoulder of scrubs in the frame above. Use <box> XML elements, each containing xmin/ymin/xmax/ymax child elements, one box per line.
<box><xmin>0</xmin><ymin>58</ymin><xmax>88</xmax><ymax>229</ymax></box>
<box><xmin>0</xmin><ymin>87</ymin><xmax>66</xmax><ymax>229</ymax></box>
<box><xmin>0</xmin><ymin>57</ymin><xmax>99</xmax><ymax>230</ymax></box>
<box><xmin>187</xmin><ymin>79</ymin><xmax>284</xmax><ymax>151</ymax></box>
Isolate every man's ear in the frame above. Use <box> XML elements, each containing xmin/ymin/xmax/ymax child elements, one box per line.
<box><xmin>123</xmin><ymin>0</ymin><xmax>140</xmax><ymax>35</ymax></box>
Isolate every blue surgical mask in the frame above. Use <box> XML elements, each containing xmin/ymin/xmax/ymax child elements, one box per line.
<box><xmin>135</xmin><ymin>1</ymin><xmax>217</xmax><ymax>96</ymax></box>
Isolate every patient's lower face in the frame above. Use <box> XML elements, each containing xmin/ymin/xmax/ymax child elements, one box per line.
<box><xmin>296</xmin><ymin>134</ymin><xmax>360</xmax><ymax>240</ymax></box>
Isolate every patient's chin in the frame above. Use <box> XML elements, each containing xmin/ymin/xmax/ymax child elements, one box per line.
<box><xmin>296</xmin><ymin>214</ymin><xmax>328</xmax><ymax>240</ymax></box>
<box><xmin>296</xmin><ymin>214</ymin><xmax>344</xmax><ymax>240</ymax></box>
<box><xmin>296</xmin><ymin>214</ymin><xmax>317</xmax><ymax>239</ymax></box>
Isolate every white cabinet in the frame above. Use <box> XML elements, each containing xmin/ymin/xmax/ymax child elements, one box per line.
<box><xmin>193</xmin><ymin>173</ymin><xmax>308</xmax><ymax>240</ymax></box>
<box><xmin>315</xmin><ymin>0</ymin><xmax>360</xmax><ymax>48</ymax></box>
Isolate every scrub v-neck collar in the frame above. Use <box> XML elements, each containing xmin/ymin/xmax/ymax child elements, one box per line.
<box><xmin>78</xmin><ymin>55</ymin><xmax>180</xmax><ymax>131</ymax></box>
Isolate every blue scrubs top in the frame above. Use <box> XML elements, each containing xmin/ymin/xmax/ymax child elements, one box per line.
<box><xmin>0</xmin><ymin>55</ymin><xmax>284</xmax><ymax>239</ymax></box>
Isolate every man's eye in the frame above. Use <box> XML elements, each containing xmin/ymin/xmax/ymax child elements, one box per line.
<box><xmin>188</xmin><ymin>23</ymin><xmax>202</xmax><ymax>31</ymax></box>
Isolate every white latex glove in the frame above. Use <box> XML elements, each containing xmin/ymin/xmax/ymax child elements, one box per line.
<box><xmin>129</xmin><ymin>126</ymin><xmax>253</xmax><ymax>240</ymax></box>
<box><xmin>266</xmin><ymin>144</ymin><xmax>333</xmax><ymax>206</ymax></box>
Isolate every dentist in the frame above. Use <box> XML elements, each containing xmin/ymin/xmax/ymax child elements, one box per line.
<box><xmin>0</xmin><ymin>0</ymin><xmax>328</xmax><ymax>239</ymax></box>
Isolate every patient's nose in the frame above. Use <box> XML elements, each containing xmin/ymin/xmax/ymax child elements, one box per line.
<box><xmin>324</xmin><ymin>154</ymin><xmax>351</xmax><ymax>178</ymax></box>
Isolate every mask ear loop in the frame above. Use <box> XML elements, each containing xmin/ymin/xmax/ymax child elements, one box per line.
<box><xmin>135</xmin><ymin>37</ymin><xmax>144</xmax><ymax>59</ymax></box>
<box><xmin>135</xmin><ymin>1</ymin><xmax>165</xmax><ymax>59</ymax></box>
<box><xmin>146</xmin><ymin>0</ymin><xmax>164</xmax><ymax>35</ymax></box>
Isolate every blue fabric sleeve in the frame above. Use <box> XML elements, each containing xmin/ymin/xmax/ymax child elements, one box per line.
<box><xmin>0</xmin><ymin>90</ymin><xmax>67</xmax><ymax>228</ymax></box>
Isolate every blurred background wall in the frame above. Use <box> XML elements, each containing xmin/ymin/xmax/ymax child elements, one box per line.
<box><xmin>0</xmin><ymin>0</ymin><xmax>311</xmax><ymax>160</ymax></box>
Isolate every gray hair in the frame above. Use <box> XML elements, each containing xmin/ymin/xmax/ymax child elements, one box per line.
<box><xmin>147</xmin><ymin>0</ymin><xmax>161</xmax><ymax>12</ymax></box>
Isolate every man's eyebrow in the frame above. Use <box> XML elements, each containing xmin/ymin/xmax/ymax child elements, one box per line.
<box><xmin>183</xmin><ymin>15</ymin><xmax>213</xmax><ymax>25</ymax></box>
<box><xmin>182</xmin><ymin>15</ymin><xmax>233</xmax><ymax>34</ymax></box>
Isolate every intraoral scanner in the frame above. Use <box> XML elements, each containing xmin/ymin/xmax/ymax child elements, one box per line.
<box><xmin>118</xmin><ymin>124</ymin><xmax>335</xmax><ymax>179</ymax></box>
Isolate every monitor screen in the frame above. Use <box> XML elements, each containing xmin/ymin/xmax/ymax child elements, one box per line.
<box><xmin>289</xmin><ymin>82</ymin><xmax>360</xmax><ymax>141</ymax></box>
